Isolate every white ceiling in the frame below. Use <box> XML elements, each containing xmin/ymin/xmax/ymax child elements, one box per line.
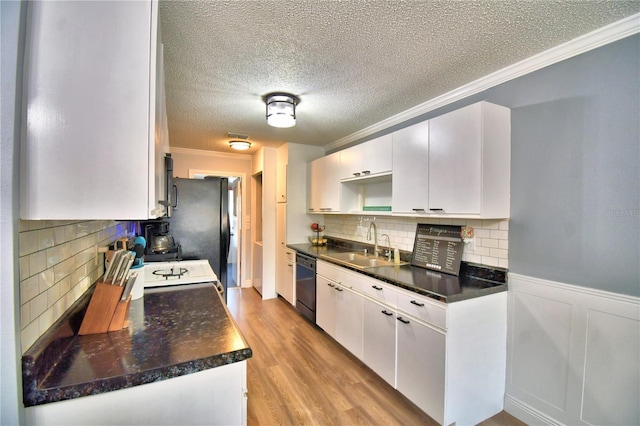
<box><xmin>159</xmin><ymin>1</ymin><xmax>640</xmax><ymax>154</ymax></box>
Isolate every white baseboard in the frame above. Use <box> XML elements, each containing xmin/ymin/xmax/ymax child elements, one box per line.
<box><xmin>505</xmin><ymin>394</ymin><xmax>565</xmax><ymax>426</ymax></box>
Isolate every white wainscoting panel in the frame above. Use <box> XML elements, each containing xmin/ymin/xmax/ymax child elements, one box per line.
<box><xmin>582</xmin><ymin>304</ymin><xmax>640</xmax><ymax>425</ymax></box>
<box><xmin>505</xmin><ymin>274</ymin><xmax>639</xmax><ymax>426</ymax></box>
<box><xmin>510</xmin><ymin>292</ymin><xmax>573</xmax><ymax>412</ymax></box>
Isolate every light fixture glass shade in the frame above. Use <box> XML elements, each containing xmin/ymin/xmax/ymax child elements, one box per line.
<box><xmin>264</xmin><ymin>93</ymin><xmax>299</xmax><ymax>128</ymax></box>
<box><xmin>229</xmin><ymin>140</ymin><xmax>251</xmax><ymax>150</ymax></box>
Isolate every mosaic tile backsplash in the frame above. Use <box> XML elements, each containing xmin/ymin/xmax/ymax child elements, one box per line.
<box><xmin>19</xmin><ymin>220</ymin><xmax>133</xmax><ymax>353</ymax></box>
<box><xmin>322</xmin><ymin>215</ymin><xmax>509</xmax><ymax>269</ymax></box>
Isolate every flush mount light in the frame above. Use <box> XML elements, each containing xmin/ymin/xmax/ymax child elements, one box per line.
<box><xmin>263</xmin><ymin>92</ymin><xmax>300</xmax><ymax>128</ymax></box>
<box><xmin>229</xmin><ymin>140</ymin><xmax>251</xmax><ymax>150</ymax></box>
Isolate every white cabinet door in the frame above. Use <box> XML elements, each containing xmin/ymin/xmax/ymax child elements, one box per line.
<box><xmin>316</xmin><ymin>275</ymin><xmax>337</xmax><ymax>336</ymax></box>
<box><xmin>428</xmin><ymin>101</ymin><xmax>510</xmax><ymax>216</ymax></box>
<box><xmin>25</xmin><ymin>360</ymin><xmax>247</xmax><ymax>426</ymax></box>
<box><xmin>284</xmin><ymin>258</ymin><xmax>295</xmax><ymax>305</ymax></box>
<box><xmin>307</xmin><ymin>152</ymin><xmax>341</xmax><ymax>212</ymax></box>
<box><xmin>334</xmin><ymin>284</ymin><xmax>364</xmax><ymax>360</ymax></box>
<box><xmin>275</xmin><ymin>204</ymin><xmax>294</xmax><ymax>305</ymax></box>
<box><xmin>363</xmin><ymin>297</ymin><xmax>396</xmax><ymax>386</ymax></box>
<box><xmin>340</xmin><ymin>134</ymin><xmax>393</xmax><ymax>180</ymax></box>
<box><xmin>396</xmin><ymin>315</ymin><xmax>446</xmax><ymax>425</ymax></box>
<box><xmin>392</xmin><ymin>121</ymin><xmax>429</xmax><ymax>214</ymax></box>
<box><xmin>429</xmin><ymin>103</ymin><xmax>483</xmax><ymax>215</ymax></box>
<box><xmin>21</xmin><ymin>1</ymin><xmax>166</xmax><ymax>220</ymax></box>
<box><xmin>277</xmin><ymin>163</ymin><xmax>287</xmax><ymax>203</ymax></box>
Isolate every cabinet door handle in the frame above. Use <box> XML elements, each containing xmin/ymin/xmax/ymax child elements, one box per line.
<box><xmin>381</xmin><ymin>310</ymin><xmax>393</xmax><ymax>316</ymax></box>
<box><xmin>353</xmin><ymin>172</ymin><xmax>361</xmax><ymax>177</ymax></box>
<box><xmin>362</xmin><ymin>170</ymin><xmax>371</xmax><ymax>175</ymax></box>
<box><xmin>412</xmin><ymin>208</ymin><xmax>425</xmax><ymax>212</ymax></box>
<box><xmin>410</xmin><ymin>300</ymin><xmax>425</xmax><ymax>307</ymax></box>
<box><xmin>397</xmin><ymin>317</ymin><xmax>410</xmax><ymax>324</ymax></box>
<box><xmin>335</xmin><ymin>287</ymin><xmax>343</xmax><ymax>292</ymax></box>
<box><xmin>172</xmin><ymin>184</ymin><xmax>178</xmax><ymax>208</ymax></box>
<box><xmin>327</xmin><ymin>283</ymin><xmax>335</xmax><ymax>288</ymax></box>
<box><xmin>372</xmin><ymin>285</ymin><xmax>383</xmax><ymax>291</ymax></box>
<box><xmin>429</xmin><ymin>208</ymin><xmax>444</xmax><ymax>212</ymax></box>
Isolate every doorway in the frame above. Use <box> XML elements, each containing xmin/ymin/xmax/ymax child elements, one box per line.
<box><xmin>227</xmin><ymin>177</ymin><xmax>240</xmax><ymax>288</ymax></box>
<box><xmin>190</xmin><ymin>171</ymin><xmax>243</xmax><ymax>288</ymax></box>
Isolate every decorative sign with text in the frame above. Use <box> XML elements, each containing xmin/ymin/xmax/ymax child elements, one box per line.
<box><xmin>411</xmin><ymin>224</ymin><xmax>464</xmax><ymax>276</ymax></box>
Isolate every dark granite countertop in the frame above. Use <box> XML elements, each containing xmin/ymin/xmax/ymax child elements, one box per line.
<box><xmin>22</xmin><ymin>283</ymin><xmax>252</xmax><ymax>407</ymax></box>
<box><xmin>288</xmin><ymin>241</ymin><xmax>507</xmax><ymax>303</ymax></box>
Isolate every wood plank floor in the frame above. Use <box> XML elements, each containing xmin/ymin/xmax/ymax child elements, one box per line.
<box><xmin>227</xmin><ymin>287</ymin><xmax>525</xmax><ymax>426</ymax></box>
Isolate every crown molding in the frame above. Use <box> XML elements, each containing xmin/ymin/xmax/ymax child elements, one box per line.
<box><xmin>169</xmin><ymin>146</ymin><xmax>252</xmax><ymax>160</ymax></box>
<box><xmin>325</xmin><ymin>13</ymin><xmax>640</xmax><ymax>152</ymax></box>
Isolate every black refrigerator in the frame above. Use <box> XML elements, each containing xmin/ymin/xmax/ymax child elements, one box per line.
<box><xmin>168</xmin><ymin>177</ymin><xmax>230</xmax><ymax>301</ymax></box>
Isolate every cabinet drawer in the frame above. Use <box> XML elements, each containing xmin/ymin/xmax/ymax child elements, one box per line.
<box><xmin>397</xmin><ymin>291</ymin><xmax>447</xmax><ymax>330</ymax></box>
<box><xmin>317</xmin><ymin>260</ymin><xmax>342</xmax><ymax>282</ymax></box>
<box><xmin>285</xmin><ymin>249</ymin><xmax>295</xmax><ymax>263</ymax></box>
<box><xmin>361</xmin><ymin>279</ymin><xmax>398</xmax><ymax>307</ymax></box>
<box><xmin>317</xmin><ymin>260</ymin><xmax>363</xmax><ymax>292</ymax></box>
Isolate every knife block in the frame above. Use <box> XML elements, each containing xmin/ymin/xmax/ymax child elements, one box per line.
<box><xmin>79</xmin><ymin>281</ymin><xmax>131</xmax><ymax>335</ymax></box>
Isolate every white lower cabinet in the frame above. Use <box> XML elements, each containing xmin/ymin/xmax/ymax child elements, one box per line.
<box><xmin>283</xmin><ymin>250</ymin><xmax>295</xmax><ymax>305</ymax></box>
<box><xmin>315</xmin><ymin>266</ymin><xmax>363</xmax><ymax>359</ymax></box>
<box><xmin>362</xmin><ymin>297</ymin><xmax>396</xmax><ymax>386</ymax></box>
<box><xmin>25</xmin><ymin>361</ymin><xmax>247</xmax><ymax>426</ymax></box>
<box><xmin>315</xmin><ymin>259</ymin><xmax>507</xmax><ymax>426</ymax></box>
<box><xmin>396</xmin><ymin>314</ymin><xmax>446</xmax><ymax>425</ymax></box>
<box><xmin>334</xmin><ymin>284</ymin><xmax>363</xmax><ymax>359</ymax></box>
<box><xmin>316</xmin><ymin>275</ymin><xmax>337</xmax><ymax>336</ymax></box>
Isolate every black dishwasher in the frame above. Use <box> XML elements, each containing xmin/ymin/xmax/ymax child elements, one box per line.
<box><xmin>295</xmin><ymin>252</ymin><xmax>316</xmax><ymax>323</ymax></box>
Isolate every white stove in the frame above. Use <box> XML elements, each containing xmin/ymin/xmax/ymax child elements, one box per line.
<box><xmin>142</xmin><ymin>259</ymin><xmax>218</xmax><ymax>288</ymax></box>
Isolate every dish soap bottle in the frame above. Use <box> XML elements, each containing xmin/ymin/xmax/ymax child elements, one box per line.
<box><xmin>393</xmin><ymin>247</ymin><xmax>400</xmax><ymax>264</ymax></box>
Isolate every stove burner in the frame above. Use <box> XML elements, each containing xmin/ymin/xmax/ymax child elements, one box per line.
<box><xmin>152</xmin><ymin>267</ymin><xmax>189</xmax><ymax>280</ymax></box>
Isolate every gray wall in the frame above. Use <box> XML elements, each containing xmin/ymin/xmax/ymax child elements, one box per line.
<box><xmin>496</xmin><ymin>35</ymin><xmax>639</xmax><ymax>296</ymax></box>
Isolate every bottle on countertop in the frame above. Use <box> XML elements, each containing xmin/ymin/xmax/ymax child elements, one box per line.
<box><xmin>394</xmin><ymin>247</ymin><xmax>400</xmax><ymax>264</ymax></box>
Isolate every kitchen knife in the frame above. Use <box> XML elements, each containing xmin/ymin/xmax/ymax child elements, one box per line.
<box><xmin>102</xmin><ymin>249</ymin><xmax>119</xmax><ymax>282</ymax></box>
<box><xmin>117</xmin><ymin>253</ymin><xmax>135</xmax><ymax>286</ymax></box>
<box><xmin>110</xmin><ymin>251</ymin><xmax>128</xmax><ymax>285</ymax></box>
<box><xmin>104</xmin><ymin>249</ymin><xmax>123</xmax><ymax>283</ymax></box>
<box><xmin>120</xmin><ymin>272</ymin><xmax>138</xmax><ymax>301</ymax></box>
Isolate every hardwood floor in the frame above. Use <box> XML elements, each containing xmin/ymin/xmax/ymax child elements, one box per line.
<box><xmin>227</xmin><ymin>287</ymin><xmax>525</xmax><ymax>426</ymax></box>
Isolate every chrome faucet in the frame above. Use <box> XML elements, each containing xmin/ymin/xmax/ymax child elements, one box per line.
<box><xmin>367</xmin><ymin>221</ymin><xmax>379</xmax><ymax>257</ymax></box>
<box><xmin>380</xmin><ymin>233</ymin><xmax>392</xmax><ymax>261</ymax></box>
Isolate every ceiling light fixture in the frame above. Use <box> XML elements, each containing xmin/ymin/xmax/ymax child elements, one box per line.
<box><xmin>229</xmin><ymin>140</ymin><xmax>251</xmax><ymax>150</ymax></box>
<box><xmin>263</xmin><ymin>92</ymin><xmax>300</xmax><ymax>128</ymax></box>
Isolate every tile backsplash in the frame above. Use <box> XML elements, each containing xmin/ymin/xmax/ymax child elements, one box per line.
<box><xmin>323</xmin><ymin>215</ymin><xmax>509</xmax><ymax>269</ymax></box>
<box><xmin>19</xmin><ymin>220</ymin><xmax>133</xmax><ymax>352</ymax></box>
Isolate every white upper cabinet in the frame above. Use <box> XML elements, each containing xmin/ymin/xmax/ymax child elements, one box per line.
<box><xmin>20</xmin><ymin>1</ymin><xmax>168</xmax><ymax>220</ymax></box>
<box><xmin>390</xmin><ymin>101</ymin><xmax>510</xmax><ymax>218</ymax></box>
<box><xmin>307</xmin><ymin>152</ymin><xmax>341</xmax><ymax>212</ymax></box>
<box><xmin>340</xmin><ymin>134</ymin><xmax>393</xmax><ymax>180</ymax></box>
<box><xmin>428</xmin><ymin>101</ymin><xmax>510</xmax><ymax>217</ymax></box>
<box><xmin>391</xmin><ymin>121</ymin><xmax>430</xmax><ymax>214</ymax></box>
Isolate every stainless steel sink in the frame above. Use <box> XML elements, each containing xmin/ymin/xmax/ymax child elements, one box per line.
<box><xmin>320</xmin><ymin>252</ymin><xmax>406</xmax><ymax>269</ymax></box>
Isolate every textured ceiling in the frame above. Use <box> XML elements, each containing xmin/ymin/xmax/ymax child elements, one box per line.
<box><xmin>159</xmin><ymin>1</ymin><xmax>640</xmax><ymax>154</ymax></box>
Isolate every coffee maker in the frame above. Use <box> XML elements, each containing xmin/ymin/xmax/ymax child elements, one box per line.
<box><xmin>141</xmin><ymin>220</ymin><xmax>181</xmax><ymax>262</ymax></box>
